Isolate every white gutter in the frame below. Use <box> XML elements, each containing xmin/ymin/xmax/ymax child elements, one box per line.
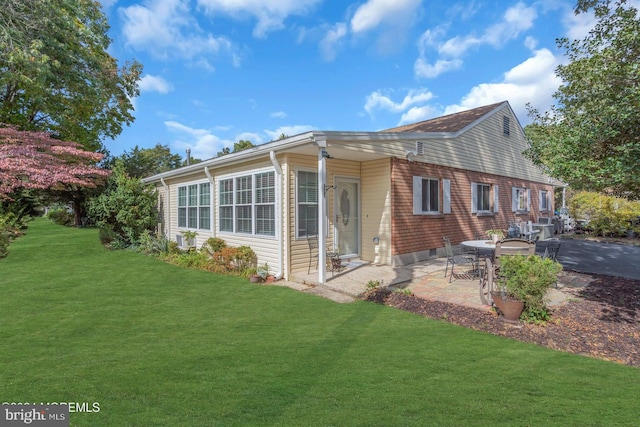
<box><xmin>204</xmin><ymin>167</ymin><xmax>215</xmax><ymax>238</ymax></box>
<box><xmin>160</xmin><ymin>178</ymin><xmax>170</xmax><ymax>238</ymax></box>
<box><xmin>204</xmin><ymin>166</ymin><xmax>214</xmax><ymax>185</ymax></box>
<box><xmin>269</xmin><ymin>151</ymin><xmax>284</xmax><ymax>280</ymax></box>
<box><xmin>142</xmin><ymin>131</ymin><xmax>316</xmax><ymax>183</ymax></box>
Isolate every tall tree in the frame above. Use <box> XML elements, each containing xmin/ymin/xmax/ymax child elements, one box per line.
<box><xmin>0</xmin><ymin>0</ymin><xmax>142</xmax><ymax>152</ymax></box>
<box><xmin>525</xmin><ymin>0</ymin><xmax>640</xmax><ymax>199</ymax></box>
<box><xmin>216</xmin><ymin>140</ymin><xmax>255</xmax><ymax>157</ymax></box>
<box><xmin>0</xmin><ymin>125</ymin><xmax>109</xmax><ymax>197</ymax></box>
<box><xmin>113</xmin><ymin>144</ymin><xmax>183</xmax><ymax>179</ymax></box>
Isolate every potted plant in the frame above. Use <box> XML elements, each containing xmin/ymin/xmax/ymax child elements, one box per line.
<box><xmin>492</xmin><ymin>255</ymin><xmax>562</xmax><ymax>322</ymax></box>
<box><xmin>257</xmin><ymin>262</ymin><xmax>276</xmax><ymax>283</ymax></box>
<box><xmin>485</xmin><ymin>229</ymin><xmax>505</xmax><ymax>243</ymax></box>
<box><xmin>247</xmin><ymin>267</ymin><xmax>261</xmax><ymax>283</ymax></box>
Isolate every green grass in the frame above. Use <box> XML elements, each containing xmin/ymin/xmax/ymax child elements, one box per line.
<box><xmin>1</xmin><ymin>219</ymin><xmax>639</xmax><ymax>426</ymax></box>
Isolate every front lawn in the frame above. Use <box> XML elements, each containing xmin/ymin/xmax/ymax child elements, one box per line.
<box><xmin>1</xmin><ymin>219</ymin><xmax>639</xmax><ymax>426</ymax></box>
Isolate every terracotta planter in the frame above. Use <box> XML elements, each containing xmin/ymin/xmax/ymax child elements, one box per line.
<box><xmin>265</xmin><ymin>275</ymin><xmax>276</xmax><ymax>283</ymax></box>
<box><xmin>491</xmin><ymin>292</ymin><xmax>524</xmax><ymax>323</ymax></box>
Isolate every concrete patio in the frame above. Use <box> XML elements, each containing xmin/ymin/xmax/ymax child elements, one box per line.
<box><xmin>281</xmin><ymin>251</ymin><xmax>594</xmax><ymax>308</ymax></box>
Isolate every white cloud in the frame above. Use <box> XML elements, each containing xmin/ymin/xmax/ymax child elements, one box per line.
<box><xmin>562</xmin><ymin>5</ymin><xmax>597</xmax><ymax>40</ymax></box>
<box><xmin>443</xmin><ymin>48</ymin><xmax>562</xmax><ymax>124</ymax></box>
<box><xmin>98</xmin><ymin>0</ymin><xmax>117</xmax><ymax>9</ymax></box>
<box><xmin>364</xmin><ymin>88</ymin><xmax>434</xmax><ymax>116</ymax></box>
<box><xmin>398</xmin><ymin>105</ymin><xmax>439</xmax><ymax>125</ymax></box>
<box><xmin>264</xmin><ymin>125</ymin><xmax>314</xmax><ymax>140</ymax></box>
<box><xmin>139</xmin><ymin>75</ymin><xmax>174</xmax><ymax>94</ymax></box>
<box><xmin>414</xmin><ymin>1</ymin><xmax>538</xmax><ymax>79</ymax></box>
<box><xmin>270</xmin><ymin>111</ymin><xmax>288</xmax><ymax>119</ymax></box>
<box><xmin>350</xmin><ymin>0</ymin><xmax>422</xmax><ymax>34</ymax></box>
<box><xmin>236</xmin><ymin>132</ymin><xmax>263</xmax><ymax>145</ymax></box>
<box><xmin>165</xmin><ymin>121</ymin><xmax>229</xmax><ymax>160</ymax></box>
<box><xmin>119</xmin><ymin>0</ymin><xmax>235</xmax><ymax>67</ymax></box>
<box><xmin>320</xmin><ymin>22</ymin><xmax>348</xmax><ymax>61</ymax></box>
<box><xmin>197</xmin><ymin>0</ymin><xmax>322</xmax><ymax>38</ymax></box>
<box><xmin>414</xmin><ymin>57</ymin><xmax>462</xmax><ymax>79</ymax></box>
<box><xmin>164</xmin><ymin>121</ymin><xmax>314</xmax><ymax>159</ymax></box>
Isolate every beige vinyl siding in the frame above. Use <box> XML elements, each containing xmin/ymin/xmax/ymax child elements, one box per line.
<box><xmin>361</xmin><ymin>158</ymin><xmax>391</xmax><ymax>264</ymax></box>
<box><xmin>159</xmin><ymin>160</ymin><xmax>281</xmax><ymax>271</ymax></box>
<box><xmin>287</xmin><ymin>154</ymin><xmax>362</xmax><ymax>274</ymax></box>
<box><xmin>287</xmin><ymin>154</ymin><xmax>318</xmax><ymax>274</ymax></box>
<box><xmin>164</xmin><ymin>172</ymin><xmax>214</xmax><ymax>248</ymax></box>
<box><xmin>212</xmin><ymin>159</ymin><xmax>280</xmax><ymax>271</ymax></box>
<box><xmin>327</xmin><ymin>106</ymin><xmax>547</xmax><ymax>185</ymax></box>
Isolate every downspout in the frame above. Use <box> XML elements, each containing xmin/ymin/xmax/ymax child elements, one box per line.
<box><xmin>160</xmin><ymin>178</ymin><xmax>170</xmax><ymax>238</ymax></box>
<box><xmin>204</xmin><ymin>166</ymin><xmax>215</xmax><ymax>237</ymax></box>
<box><xmin>269</xmin><ymin>151</ymin><xmax>284</xmax><ymax>280</ymax></box>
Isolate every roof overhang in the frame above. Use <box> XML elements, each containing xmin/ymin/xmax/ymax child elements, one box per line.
<box><xmin>142</xmin><ymin>129</ymin><xmax>450</xmax><ymax>183</ymax></box>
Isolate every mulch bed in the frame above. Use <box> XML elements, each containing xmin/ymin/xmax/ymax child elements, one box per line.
<box><xmin>363</xmin><ymin>273</ymin><xmax>640</xmax><ymax>367</ymax></box>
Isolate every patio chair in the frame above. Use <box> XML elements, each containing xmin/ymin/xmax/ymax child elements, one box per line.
<box><xmin>542</xmin><ymin>242</ymin><xmax>561</xmax><ymax>288</ymax></box>
<box><xmin>443</xmin><ymin>236</ymin><xmax>477</xmax><ymax>282</ymax></box>
<box><xmin>542</xmin><ymin>242</ymin><xmax>561</xmax><ymax>261</ymax></box>
<box><xmin>307</xmin><ymin>234</ymin><xmax>318</xmax><ymax>274</ymax></box>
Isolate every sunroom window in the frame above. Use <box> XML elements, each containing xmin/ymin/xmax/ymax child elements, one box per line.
<box><xmin>177</xmin><ymin>182</ymin><xmax>211</xmax><ymax>230</ymax></box>
<box><xmin>218</xmin><ymin>171</ymin><xmax>276</xmax><ymax>236</ymax></box>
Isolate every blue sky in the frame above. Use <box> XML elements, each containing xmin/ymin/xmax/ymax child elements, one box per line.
<box><xmin>99</xmin><ymin>0</ymin><xmax>598</xmax><ymax>160</ymax></box>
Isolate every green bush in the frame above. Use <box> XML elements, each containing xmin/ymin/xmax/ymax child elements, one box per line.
<box><xmin>569</xmin><ymin>191</ymin><xmax>640</xmax><ymax>237</ymax></box>
<box><xmin>47</xmin><ymin>208</ymin><xmax>74</xmax><ymax>226</ymax></box>
<box><xmin>498</xmin><ymin>255</ymin><xmax>563</xmax><ymax>322</ymax></box>
<box><xmin>137</xmin><ymin>230</ymin><xmax>170</xmax><ymax>255</ymax></box>
<box><xmin>0</xmin><ymin>230</ymin><xmax>10</xmax><ymax>258</ymax></box>
<box><xmin>202</xmin><ymin>237</ymin><xmax>226</xmax><ymax>255</ymax></box>
<box><xmin>88</xmin><ymin>161</ymin><xmax>158</xmax><ymax>247</ymax></box>
<box><xmin>98</xmin><ymin>226</ymin><xmax>117</xmax><ymax>246</ymax></box>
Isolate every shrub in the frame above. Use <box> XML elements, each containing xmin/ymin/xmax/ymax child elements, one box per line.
<box><xmin>137</xmin><ymin>230</ymin><xmax>170</xmax><ymax>255</ymax></box>
<box><xmin>98</xmin><ymin>226</ymin><xmax>117</xmax><ymax>246</ymax></box>
<box><xmin>569</xmin><ymin>191</ymin><xmax>640</xmax><ymax>237</ymax></box>
<box><xmin>47</xmin><ymin>208</ymin><xmax>74</xmax><ymax>226</ymax></box>
<box><xmin>0</xmin><ymin>230</ymin><xmax>10</xmax><ymax>258</ymax></box>
<box><xmin>206</xmin><ymin>245</ymin><xmax>257</xmax><ymax>276</ymax></box>
<box><xmin>88</xmin><ymin>161</ymin><xmax>158</xmax><ymax>247</ymax></box>
<box><xmin>498</xmin><ymin>255</ymin><xmax>562</xmax><ymax>322</ymax></box>
<box><xmin>202</xmin><ymin>237</ymin><xmax>226</xmax><ymax>255</ymax></box>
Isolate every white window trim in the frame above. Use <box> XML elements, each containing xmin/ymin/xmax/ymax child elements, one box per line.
<box><xmin>216</xmin><ymin>167</ymin><xmax>277</xmax><ymax>238</ymax></box>
<box><xmin>413</xmin><ymin>176</ymin><xmax>448</xmax><ymax>215</ymax></box>
<box><xmin>177</xmin><ymin>179</ymin><xmax>212</xmax><ymax>231</ymax></box>
<box><xmin>539</xmin><ymin>189</ymin><xmax>551</xmax><ymax>212</ymax></box>
<box><xmin>471</xmin><ymin>182</ymin><xmax>499</xmax><ymax>215</ymax></box>
<box><xmin>511</xmin><ymin>187</ymin><xmax>531</xmax><ymax>213</ymax></box>
<box><xmin>295</xmin><ymin>167</ymin><xmax>319</xmax><ymax>239</ymax></box>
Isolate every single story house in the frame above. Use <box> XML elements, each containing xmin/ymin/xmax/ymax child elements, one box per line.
<box><xmin>143</xmin><ymin>101</ymin><xmax>555</xmax><ymax>284</ymax></box>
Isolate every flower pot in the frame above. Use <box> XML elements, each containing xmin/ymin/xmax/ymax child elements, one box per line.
<box><xmin>491</xmin><ymin>292</ymin><xmax>524</xmax><ymax>323</ymax></box>
<box><xmin>265</xmin><ymin>275</ymin><xmax>276</xmax><ymax>283</ymax></box>
<box><xmin>249</xmin><ymin>275</ymin><xmax>262</xmax><ymax>283</ymax></box>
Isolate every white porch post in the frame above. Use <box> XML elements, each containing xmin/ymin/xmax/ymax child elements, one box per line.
<box><xmin>317</xmin><ymin>142</ymin><xmax>327</xmax><ymax>284</ymax></box>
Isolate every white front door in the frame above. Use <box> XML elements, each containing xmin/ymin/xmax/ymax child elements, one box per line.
<box><xmin>334</xmin><ymin>178</ymin><xmax>359</xmax><ymax>257</ymax></box>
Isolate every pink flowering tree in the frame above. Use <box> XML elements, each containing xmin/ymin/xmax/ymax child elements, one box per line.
<box><xmin>0</xmin><ymin>125</ymin><xmax>110</xmax><ymax>198</ymax></box>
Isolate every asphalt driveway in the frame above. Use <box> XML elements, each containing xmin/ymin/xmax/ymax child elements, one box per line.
<box><xmin>537</xmin><ymin>238</ymin><xmax>640</xmax><ymax>280</ymax></box>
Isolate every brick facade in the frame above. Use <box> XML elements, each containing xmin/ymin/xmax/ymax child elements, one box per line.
<box><xmin>390</xmin><ymin>157</ymin><xmax>554</xmax><ymax>257</ymax></box>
